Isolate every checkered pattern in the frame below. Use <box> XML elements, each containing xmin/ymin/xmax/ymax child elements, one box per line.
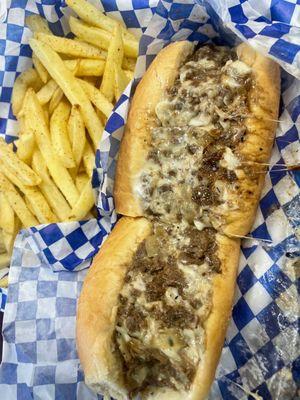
<box><xmin>0</xmin><ymin>0</ymin><xmax>299</xmax><ymax>399</ymax></box>
<box><xmin>0</xmin><ymin>288</ymin><xmax>7</xmax><ymax>312</ymax></box>
<box><xmin>0</xmin><ymin>231</ymin><xmax>101</xmax><ymax>399</ymax></box>
<box><xmin>0</xmin><ymin>0</ymin><xmax>155</xmax><ymax>277</ymax></box>
<box><xmin>216</xmin><ymin>0</ymin><xmax>300</xmax><ymax>78</ymax></box>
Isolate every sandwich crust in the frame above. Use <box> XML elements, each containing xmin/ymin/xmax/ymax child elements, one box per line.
<box><xmin>114</xmin><ymin>41</ymin><xmax>194</xmax><ymax>216</ymax></box>
<box><xmin>77</xmin><ymin>217</ymin><xmax>152</xmax><ymax>400</ymax></box>
<box><xmin>114</xmin><ymin>41</ymin><xmax>280</xmax><ymax>237</ymax></box>
<box><xmin>139</xmin><ymin>233</ymin><xmax>241</xmax><ymax>400</ymax></box>
<box><xmin>77</xmin><ymin>218</ymin><xmax>240</xmax><ymax>400</ymax></box>
<box><xmin>79</xmin><ymin>41</ymin><xmax>280</xmax><ymax>400</ymax></box>
<box><xmin>215</xmin><ymin>43</ymin><xmax>280</xmax><ymax>236</ymax></box>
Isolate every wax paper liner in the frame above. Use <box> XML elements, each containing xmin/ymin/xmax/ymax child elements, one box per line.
<box><xmin>0</xmin><ymin>0</ymin><xmax>299</xmax><ymax>399</ymax></box>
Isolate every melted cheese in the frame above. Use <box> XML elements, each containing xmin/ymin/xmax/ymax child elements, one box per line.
<box><xmin>220</xmin><ymin>147</ymin><xmax>241</xmax><ymax>170</ymax></box>
<box><xmin>116</xmin><ymin>45</ymin><xmax>253</xmax><ymax>393</ymax></box>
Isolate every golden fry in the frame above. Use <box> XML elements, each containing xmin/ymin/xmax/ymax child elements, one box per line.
<box><xmin>11</xmin><ymin>68</ymin><xmax>43</xmax><ymax>116</ymax></box>
<box><xmin>35</xmin><ymin>32</ymin><xmax>106</xmax><ymax>60</ymax></box>
<box><xmin>114</xmin><ymin>64</ymin><xmax>130</xmax><ymax>100</ymax></box>
<box><xmin>65</xmin><ymin>0</ymin><xmax>137</xmax><ymax>41</ymax></box>
<box><xmin>64</xmin><ymin>59</ymin><xmax>105</xmax><ymax>77</ymax></box>
<box><xmin>16</xmin><ymin>132</ymin><xmax>35</xmax><ymax>165</ymax></box>
<box><xmin>101</xmin><ymin>24</ymin><xmax>124</xmax><ymax>102</ymax></box>
<box><xmin>0</xmin><ymin>172</ymin><xmax>38</xmax><ymax>227</ymax></box>
<box><xmin>29</xmin><ymin>39</ymin><xmax>103</xmax><ymax>148</ymax></box>
<box><xmin>2</xmin><ymin>217</ymin><xmax>20</xmax><ymax>254</ymax></box>
<box><xmin>50</xmin><ymin>100</ymin><xmax>75</xmax><ymax>168</ymax></box>
<box><xmin>82</xmin><ymin>141</ymin><xmax>95</xmax><ymax>178</ymax></box>
<box><xmin>82</xmin><ymin>76</ymin><xmax>98</xmax><ymax>86</ymax></box>
<box><xmin>25</xmin><ymin>88</ymin><xmax>79</xmax><ymax>207</ymax></box>
<box><xmin>0</xmin><ymin>159</ymin><xmax>55</xmax><ymax>224</ymax></box>
<box><xmin>32</xmin><ymin>150</ymin><xmax>72</xmax><ymax>221</ymax></box>
<box><xmin>0</xmin><ymin>254</ymin><xmax>10</xmax><ymax>270</ymax></box>
<box><xmin>122</xmin><ymin>57</ymin><xmax>135</xmax><ymax>71</ymax></box>
<box><xmin>123</xmin><ymin>69</ymin><xmax>134</xmax><ymax>81</ymax></box>
<box><xmin>36</xmin><ymin>79</ymin><xmax>58</xmax><ymax>105</ymax></box>
<box><xmin>32</xmin><ymin>52</ymin><xmax>49</xmax><ymax>83</ymax></box>
<box><xmin>69</xmin><ymin>179</ymin><xmax>94</xmax><ymax>220</ymax></box>
<box><xmin>24</xmin><ymin>186</ymin><xmax>57</xmax><ymax>224</ymax></box>
<box><xmin>69</xmin><ymin>16</ymin><xmax>138</xmax><ymax>58</ymax></box>
<box><xmin>68</xmin><ymin>104</ymin><xmax>86</xmax><ymax>168</ymax></box>
<box><xmin>0</xmin><ymin>231</ymin><xmax>6</xmax><ymax>254</ymax></box>
<box><xmin>0</xmin><ymin>137</ymin><xmax>41</xmax><ymax>186</ymax></box>
<box><xmin>0</xmin><ymin>192</ymin><xmax>15</xmax><ymax>235</ymax></box>
<box><xmin>26</xmin><ymin>14</ymin><xmax>52</xmax><ymax>34</ymax></box>
<box><xmin>75</xmin><ymin>172</ymin><xmax>89</xmax><ymax>192</ymax></box>
<box><xmin>49</xmin><ymin>87</ymin><xmax>64</xmax><ymax>115</ymax></box>
<box><xmin>78</xmin><ymin>78</ymin><xmax>113</xmax><ymax>118</ymax></box>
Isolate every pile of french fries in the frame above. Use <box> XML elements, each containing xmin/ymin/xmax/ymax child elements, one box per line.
<box><xmin>0</xmin><ymin>0</ymin><xmax>138</xmax><ymax>285</ymax></box>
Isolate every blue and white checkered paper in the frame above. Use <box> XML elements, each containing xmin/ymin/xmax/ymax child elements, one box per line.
<box><xmin>0</xmin><ymin>0</ymin><xmax>300</xmax><ymax>399</ymax></box>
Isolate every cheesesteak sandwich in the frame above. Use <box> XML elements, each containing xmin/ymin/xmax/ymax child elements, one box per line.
<box><xmin>77</xmin><ymin>41</ymin><xmax>280</xmax><ymax>399</ymax></box>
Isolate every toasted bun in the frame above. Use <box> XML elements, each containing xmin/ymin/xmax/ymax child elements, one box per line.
<box><xmin>78</xmin><ymin>41</ymin><xmax>280</xmax><ymax>400</ymax></box>
<box><xmin>77</xmin><ymin>217</ymin><xmax>152</xmax><ymax>400</ymax></box>
<box><xmin>77</xmin><ymin>218</ymin><xmax>240</xmax><ymax>400</ymax></box>
<box><xmin>114</xmin><ymin>41</ymin><xmax>194</xmax><ymax>216</ymax></box>
<box><xmin>114</xmin><ymin>41</ymin><xmax>280</xmax><ymax>236</ymax></box>
<box><xmin>215</xmin><ymin>43</ymin><xmax>280</xmax><ymax>236</ymax></box>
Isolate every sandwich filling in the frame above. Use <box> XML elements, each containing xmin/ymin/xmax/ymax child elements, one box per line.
<box><xmin>139</xmin><ymin>44</ymin><xmax>252</xmax><ymax>225</ymax></box>
<box><xmin>114</xmin><ymin>45</ymin><xmax>252</xmax><ymax>395</ymax></box>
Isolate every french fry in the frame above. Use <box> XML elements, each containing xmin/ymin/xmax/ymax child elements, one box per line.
<box><xmin>82</xmin><ymin>76</ymin><xmax>98</xmax><ymax>86</ymax></box>
<box><xmin>26</xmin><ymin>14</ymin><xmax>52</xmax><ymax>34</ymax></box>
<box><xmin>64</xmin><ymin>59</ymin><xmax>105</xmax><ymax>76</ymax></box>
<box><xmin>0</xmin><ymin>172</ymin><xmax>38</xmax><ymax>227</ymax></box>
<box><xmin>24</xmin><ymin>186</ymin><xmax>57</xmax><ymax>224</ymax></box>
<box><xmin>82</xmin><ymin>141</ymin><xmax>95</xmax><ymax>178</ymax></box>
<box><xmin>39</xmin><ymin>180</ymin><xmax>71</xmax><ymax>222</ymax></box>
<box><xmin>2</xmin><ymin>218</ymin><xmax>20</xmax><ymax>255</ymax></box>
<box><xmin>68</xmin><ymin>104</ymin><xmax>86</xmax><ymax>169</ymax></box>
<box><xmin>29</xmin><ymin>39</ymin><xmax>104</xmax><ymax>148</ymax></box>
<box><xmin>35</xmin><ymin>32</ymin><xmax>106</xmax><ymax>60</ymax></box>
<box><xmin>0</xmin><ymin>231</ymin><xmax>6</xmax><ymax>254</ymax></box>
<box><xmin>114</xmin><ymin>64</ymin><xmax>130</xmax><ymax>100</ymax></box>
<box><xmin>123</xmin><ymin>69</ymin><xmax>134</xmax><ymax>81</ymax></box>
<box><xmin>0</xmin><ymin>276</ymin><xmax>8</xmax><ymax>287</ymax></box>
<box><xmin>36</xmin><ymin>79</ymin><xmax>58</xmax><ymax>105</ymax></box>
<box><xmin>50</xmin><ymin>100</ymin><xmax>75</xmax><ymax>168</ymax></box>
<box><xmin>75</xmin><ymin>172</ymin><xmax>89</xmax><ymax>191</ymax></box>
<box><xmin>25</xmin><ymin>88</ymin><xmax>79</xmax><ymax>207</ymax></box>
<box><xmin>64</xmin><ymin>55</ymin><xmax>131</xmax><ymax>75</ymax></box>
<box><xmin>78</xmin><ymin>78</ymin><xmax>113</xmax><ymax>118</ymax></box>
<box><xmin>49</xmin><ymin>87</ymin><xmax>64</xmax><ymax>115</ymax></box>
<box><xmin>32</xmin><ymin>150</ymin><xmax>72</xmax><ymax>221</ymax></box>
<box><xmin>43</xmin><ymin>105</ymin><xmax>50</xmax><ymax>126</ymax></box>
<box><xmin>0</xmin><ymin>159</ymin><xmax>26</xmax><ymax>190</ymax></box>
<box><xmin>16</xmin><ymin>132</ymin><xmax>35</xmax><ymax>165</ymax></box>
<box><xmin>69</xmin><ymin>16</ymin><xmax>138</xmax><ymax>58</ymax></box>
<box><xmin>0</xmin><ymin>192</ymin><xmax>15</xmax><ymax>235</ymax></box>
<box><xmin>0</xmin><ymin>254</ymin><xmax>10</xmax><ymax>270</ymax></box>
<box><xmin>69</xmin><ymin>179</ymin><xmax>94</xmax><ymax>220</ymax></box>
<box><xmin>31</xmin><ymin>150</ymin><xmax>49</xmax><ymax>182</ymax></box>
<box><xmin>0</xmin><ymin>159</ymin><xmax>56</xmax><ymax>224</ymax></box>
<box><xmin>11</xmin><ymin>68</ymin><xmax>43</xmax><ymax>116</ymax></box>
<box><xmin>25</xmin><ymin>196</ymin><xmax>35</xmax><ymax>216</ymax></box>
<box><xmin>122</xmin><ymin>57</ymin><xmax>135</xmax><ymax>72</ymax></box>
<box><xmin>0</xmin><ymin>137</ymin><xmax>41</xmax><ymax>186</ymax></box>
<box><xmin>18</xmin><ymin>115</ymin><xmax>26</xmax><ymax>135</ymax></box>
<box><xmin>32</xmin><ymin>52</ymin><xmax>49</xmax><ymax>83</ymax></box>
<box><xmin>65</xmin><ymin>0</ymin><xmax>137</xmax><ymax>41</ymax></box>
<box><xmin>101</xmin><ymin>24</ymin><xmax>124</xmax><ymax>102</ymax></box>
